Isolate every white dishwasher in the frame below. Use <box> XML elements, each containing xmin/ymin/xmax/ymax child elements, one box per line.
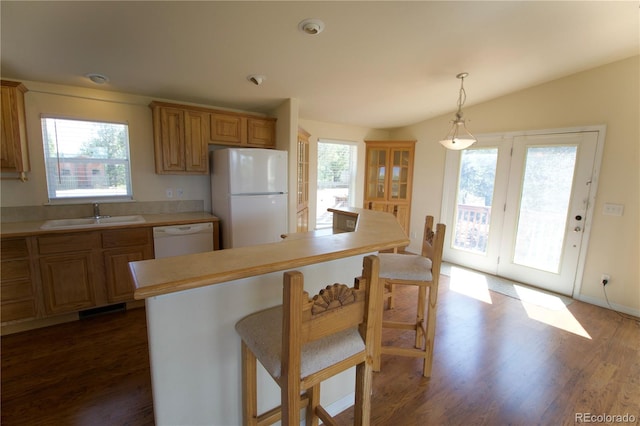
<box><xmin>153</xmin><ymin>222</ymin><xmax>214</xmax><ymax>258</ymax></box>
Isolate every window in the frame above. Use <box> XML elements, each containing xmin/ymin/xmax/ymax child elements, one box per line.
<box><xmin>41</xmin><ymin>117</ymin><xmax>132</xmax><ymax>201</ymax></box>
<box><xmin>316</xmin><ymin>140</ymin><xmax>357</xmax><ymax>229</ymax></box>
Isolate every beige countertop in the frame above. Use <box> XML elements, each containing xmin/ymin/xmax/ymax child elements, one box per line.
<box><xmin>0</xmin><ymin>212</ymin><xmax>219</xmax><ymax>237</ymax></box>
<box><xmin>129</xmin><ymin>207</ymin><xmax>409</xmax><ymax>299</ymax></box>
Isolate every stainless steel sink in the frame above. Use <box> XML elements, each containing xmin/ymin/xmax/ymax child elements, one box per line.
<box><xmin>40</xmin><ymin>215</ymin><xmax>146</xmax><ymax>230</ymax></box>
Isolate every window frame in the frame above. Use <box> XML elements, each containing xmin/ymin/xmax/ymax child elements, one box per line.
<box><xmin>40</xmin><ymin>116</ymin><xmax>134</xmax><ymax>203</ymax></box>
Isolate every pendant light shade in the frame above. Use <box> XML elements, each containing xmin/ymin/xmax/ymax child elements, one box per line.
<box><xmin>439</xmin><ymin>72</ymin><xmax>477</xmax><ymax>150</ymax></box>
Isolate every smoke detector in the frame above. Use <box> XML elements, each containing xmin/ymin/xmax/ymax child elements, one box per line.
<box><xmin>85</xmin><ymin>73</ymin><xmax>109</xmax><ymax>84</ymax></box>
<box><xmin>247</xmin><ymin>74</ymin><xmax>266</xmax><ymax>86</ymax></box>
<box><xmin>298</xmin><ymin>18</ymin><xmax>325</xmax><ymax>35</ymax></box>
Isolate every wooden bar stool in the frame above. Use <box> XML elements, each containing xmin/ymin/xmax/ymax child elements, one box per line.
<box><xmin>373</xmin><ymin>215</ymin><xmax>445</xmax><ymax>378</ymax></box>
<box><xmin>235</xmin><ymin>255</ymin><xmax>380</xmax><ymax>426</ymax></box>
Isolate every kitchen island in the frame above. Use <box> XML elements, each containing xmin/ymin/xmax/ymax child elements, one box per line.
<box><xmin>129</xmin><ymin>207</ymin><xmax>408</xmax><ymax>425</ymax></box>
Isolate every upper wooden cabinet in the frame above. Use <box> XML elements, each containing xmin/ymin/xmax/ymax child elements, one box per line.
<box><xmin>151</xmin><ymin>101</ymin><xmax>277</xmax><ymax>174</ymax></box>
<box><xmin>150</xmin><ymin>102</ymin><xmax>209</xmax><ymax>174</ymax></box>
<box><xmin>210</xmin><ymin>111</ymin><xmax>276</xmax><ymax>147</ymax></box>
<box><xmin>1</xmin><ymin>80</ymin><xmax>30</xmax><ymax>181</ymax></box>
<box><xmin>364</xmin><ymin>140</ymin><xmax>416</xmax><ymax>236</ymax></box>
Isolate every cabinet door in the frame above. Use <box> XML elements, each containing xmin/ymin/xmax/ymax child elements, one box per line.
<box><xmin>39</xmin><ymin>253</ymin><xmax>97</xmax><ymax>314</ymax></box>
<box><xmin>365</xmin><ymin>147</ymin><xmax>388</xmax><ymax>200</ymax></box>
<box><xmin>157</xmin><ymin>107</ymin><xmax>186</xmax><ymax>172</ymax></box>
<box><xmin>247</xmin><ymin>118</ymin><xmax>276</xmax><ymax>148</ymax></box>
<box><xmin>103</xmin><ymin>245</ymin><xmax>152</xmax><ymax>303</ymax></box>
<box><xmin>210</xmin><ymin>113</ymin><xmax>245</xmax><ymax>144</ymax></box>
<box><xmin>184</xmin><ymin>110</ymin><xmax>209</xmax><ymax>173</ymax></box>
<box><xmin>391</xmin><ymin>203</ymin><xmax>411</xmax><ymax>236</ymax></box>
<box><xmin>0</xmin><ymin>81</ymin><xmax>30</xmax><ymax>175</ymax></box>
<box><xmin>388</xmin><ymin>148</ymin><xmax>413</xmax><ymax>202</ymax></box>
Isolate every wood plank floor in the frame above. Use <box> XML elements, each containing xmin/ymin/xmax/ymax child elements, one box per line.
<box><xmin>2</xmin><ymin>274</ymin><xmax>638</xmax><ymax>425</ymax></box>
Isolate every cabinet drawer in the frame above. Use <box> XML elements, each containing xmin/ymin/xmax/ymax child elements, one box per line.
<box><xmin>102</xmin><ymin>228</ymin><xmax>152</xmax><ymax>248</ymax></box>
<box><xmin>1</xmin><ymin>259</ymin><xmax>30</xmax><ymax>281</ymax></box>
<box><xmin>1</xmin><ymin>299</ymin><xmax>36</xmax><ymax>322</ymax></box>
<box><xmin>37</xmin><ymin>232</ymin><xmax>100</xmax><ymax>254</ymax></box>
<box><xmin>1</xmin><ymin>279</ymin><xmax>33</xmax><ymax>301</ymax></box>
<box><xmin>1</xmin><ymin>238</ymin><xmax>28</xmax><ymax>259</ymax></box>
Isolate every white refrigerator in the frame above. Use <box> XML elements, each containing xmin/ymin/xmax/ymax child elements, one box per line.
<box><xmin>211</xmin><ymin>148</ymin><xmax>288</xmax><ymax>248</ymax></box>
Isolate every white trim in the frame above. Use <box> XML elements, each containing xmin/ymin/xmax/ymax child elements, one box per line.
<box><xmin>576</xmin><ymin>294</ymin><xmax>640</xmax><ymax>318</ymax></box>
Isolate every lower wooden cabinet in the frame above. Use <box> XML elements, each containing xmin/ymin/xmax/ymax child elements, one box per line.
<box><xmin>1</xmin><ymin>227</ymin><xmax>155</xmax><ymax>324</ymax></box>
<box><xmin>0</xmin><ymin>238</ymin><xmax>37</xmax><ymax>322</ymax></box>
<box><xmin>39</xmin><ymin>252</ymin><xmax>98</xmax><ymax>315</ymax></box>
<box><xmin>102</xmin><ymin>228</ymin><xmax>153</xmax><ymax>303</ymax></box>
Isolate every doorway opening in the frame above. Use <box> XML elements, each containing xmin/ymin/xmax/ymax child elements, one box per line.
<box><xmin>316</xmin><ymin>140</ymin><xmax>357</xmax><ymax>229</ymax></box>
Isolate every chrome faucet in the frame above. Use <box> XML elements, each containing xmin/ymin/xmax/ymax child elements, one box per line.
<box><xmin>92</xmin><ymin>203</ymin><xmax>110</xmax><ymax>220</ymax></box>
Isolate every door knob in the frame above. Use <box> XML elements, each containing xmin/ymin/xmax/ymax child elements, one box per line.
<box><xmin>575</xmin><ymin>215</ymin><xmax>583</xmax><ymax>221</ymax></box>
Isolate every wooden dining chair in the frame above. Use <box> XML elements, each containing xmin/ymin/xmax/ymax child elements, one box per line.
<box><xmin>373</xmin><ymin>215</ymin><xmax>445</xmax><ymax>378</ymax></box>
<box><xmin>235</xmin><ymin>254</ymin><xmax>380</xmax><ymax>426</ymax></box>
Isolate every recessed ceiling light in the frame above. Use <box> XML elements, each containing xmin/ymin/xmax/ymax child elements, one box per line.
<box><xmin>298</xmin><ymin>18</ymin><xmax>325</xmax><ymax>35</ymax></box>
<box><xmin>85</xmin><ymin>73</ymin><xmax>109</xmax><ymax>84</ymax></box>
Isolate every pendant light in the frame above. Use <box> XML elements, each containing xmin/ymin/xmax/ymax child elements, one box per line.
<box><xmin>439</xmin><ymin>72</ymin><xmax>476</xmax><ymax>150</ymax></box>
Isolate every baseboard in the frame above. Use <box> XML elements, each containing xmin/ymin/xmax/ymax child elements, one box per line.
<box><xmin>575</xmin><ymin>294</ymin><xmax>640</xmax><ymax>318</ymax></box>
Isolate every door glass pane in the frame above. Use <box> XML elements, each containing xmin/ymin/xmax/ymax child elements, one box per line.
<box><xmin>513</xmin><ymin>145</ymin><xmax>577</xmax><ymax>272</ymax></box>
<box><xmin>317</xmin><ymin>141</ymin><xmax>357</xmax><ymax>229</ymax></box>
<box><xmin>453</xmin><ymin>148</ymin><xmax>498</xmax><ymax>254</ymax></box>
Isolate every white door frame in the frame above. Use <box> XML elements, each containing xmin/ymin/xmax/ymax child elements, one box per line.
<box><xmin>441</xmin><ymin>125</ymin><xmax>606</xmax><ymax>298</ymax></box>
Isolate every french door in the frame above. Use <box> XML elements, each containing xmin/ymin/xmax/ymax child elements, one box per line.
<box><xmin>442</xmin><ymin>129</ymin><xmax>602</xmax><ymax>296</ymax></box>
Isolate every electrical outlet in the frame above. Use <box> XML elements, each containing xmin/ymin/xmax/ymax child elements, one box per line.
<box><xmin>165</xmin><ymin>188</ymin><xmax>173</xmax><ymax>199</ymax></box>
<box><xmin>176</xmin><ymin>188</ymin><xmax>184</xmax><ymax>198</ymax></box>
<box><xmin>601</xmin><ymin>274</ymin><xmax>610</xmax><ymax>286</ymax></box>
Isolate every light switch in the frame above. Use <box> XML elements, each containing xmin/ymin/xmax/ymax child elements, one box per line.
<box><xmin>603</xmin><ymin>203</ymin><xmax>624</xmax><ymax>216</ymax></box>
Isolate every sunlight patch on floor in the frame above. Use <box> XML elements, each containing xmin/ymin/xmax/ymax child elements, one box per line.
<box><xmin>518</xmin><ymin>297</ymin><xmax>592</xmax><ymax>339</ymax></box>
<box><xmin>448</xmin><ymin>266</ymin><xmax>493</xmax><ymax>304</ymax></box>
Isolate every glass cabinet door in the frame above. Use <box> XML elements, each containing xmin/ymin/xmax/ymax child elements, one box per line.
<box><xmin>366</xmin><ymin>148</ymin><xmax>387</xmax><ymax>199</ymax></box>
<box><xmin>389</xmin><ymin>148</ymin><xmax>411</xmax><ymax>201</ymax></box>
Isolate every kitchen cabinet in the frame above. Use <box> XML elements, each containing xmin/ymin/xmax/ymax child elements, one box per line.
<box><xmin>151</xmin><ymin>101</ymin><xmax>277</xmax><ymax>175</ymax></box>
<box><xmin>210</xmin><ymin>111</ymin><xmax>276</xmax><ymax>147</ymax></box>
<box><xmin>150</xmin><ymin>102</ymin><xmax>209</xmax><ymax>174</ymax></box>
<box><xmin>0</xmin><ymin>80</ymin><xmax>30</xmax><ymax>181</ymax></box>
<box><xmin>102</xmin><ymin>228</ymin><xmax>153</xmax><ymax>303</ymax></box>
<box><xmin>364</xmin><ymin>140</ymin><xmax>415</xmax><ymax>236</ymax></box>
<box><xmin>0</xmin><ymin>238</ymin><xmax>37</xmax><ymax>322</ymax></box>
<box><xmin>37</xmin><ymin>232</ymin><xmax>102</xmax><ymax>315</ymax></box>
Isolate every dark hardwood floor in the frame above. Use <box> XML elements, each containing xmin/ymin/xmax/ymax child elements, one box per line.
<box><xmin>1</xmin><ymin>307</ymin><xmax>154</xmax><ymax>426</ymax></box>
<box><xmin>2</xmin><ymin>275</ymin><xmax>638</xmax><ymax>425</ymax></box>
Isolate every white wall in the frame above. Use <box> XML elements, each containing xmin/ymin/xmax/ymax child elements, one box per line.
<box><xmin>390</xmin><ymin>56</ymin><xmax>639</xmax><ymax>314</ymax></box>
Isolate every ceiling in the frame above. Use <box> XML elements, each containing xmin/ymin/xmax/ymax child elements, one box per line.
<box><xmin>1</xmin><ymin>1</ymin><xmax>638</xmax><ymax>129</ymax></box>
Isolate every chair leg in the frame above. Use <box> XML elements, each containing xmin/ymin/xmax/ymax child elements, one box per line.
<box><xmin>373</xmin><ymin>277</ymin><xmax>385</xmax><ymax>372</ymax></box>
<box><xmin>422</xmin><ymin>285</ymin><xmax>439</xmax><ymax>378</ymax></box>
<box><xmin>387</xmin><ymin>282</ymin><xmax>395</xmax><ymax>310</ymax></box>
<box><xmin>241</xmin><ymin>341</ymin><xmax>258</xmax><ymax>426</ymax></box>
<box><xmin>354</xmin><ymin>361</ymin><xmax>372</xmax><ymax>426</ymax></box>
<box><xmin>306</xmin><ymin>384</ymin><xmax>320</xmax><ymax>426</ymax></box>
<box><xmin>415</xmin><ymin>285</ymin><xmax>427</xmax><ymax>350</ymax></box>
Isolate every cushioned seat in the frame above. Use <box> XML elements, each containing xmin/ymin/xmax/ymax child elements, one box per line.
<box><xmin>236</xmin><ymin>306</ymin><xmax>365</xmax><ymax>379</ymax></box>
<box><xmin>379</xmin><ymin>254</ymin><xmax>433</xmax><ymax>281</ymax></box>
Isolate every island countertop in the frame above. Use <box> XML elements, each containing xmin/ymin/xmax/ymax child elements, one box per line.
<box><xmin>129</xmin><ymin>207</ymin><xmax>409</xmax><ymax>299</ymax></box>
